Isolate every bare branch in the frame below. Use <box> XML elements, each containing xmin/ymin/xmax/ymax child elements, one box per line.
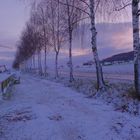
<box><xmin>113</xmin><ymin>2</ymin><xmax>131</xmax><ymax>11</ymax></box>
<box><xmin>56</xmin><ymin>0</ymin><xmax>90</xmax><ymax>16</ymax></box>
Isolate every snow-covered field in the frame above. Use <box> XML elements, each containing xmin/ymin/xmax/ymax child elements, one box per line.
<box><xmin>46</xmin><ymin>63</ymin><xmax>134</xmax><ymax>81</ymax></box>
<box><xmin>0</xmin><ymin>74</ymin><xmax>140</xmax><ymax>140</ymax></box>
<box><xmin>46</xmin><ymin>56</ymin><xmax>134</xmax><ymax>75</ymax></box>
<box><xmin>75</xmin><ymin>63</ymin><xmax>134</xmax><ymax>75</ymax></box>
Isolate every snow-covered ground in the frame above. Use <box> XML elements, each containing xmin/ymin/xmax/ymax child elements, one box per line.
<box><xmin>46</xmin><ymin>63</ymin><xmax>134</xmax><ymax>81</ymax></box>
<box><xmin>0</xmin><ymin>74</ymin><xmax>140</xmax><ymax>140</ymax></box>
<box><xmin>75</xmin><ymin>63</ymin><xmax>134</xmax><ymax>75</ymax></box>
<box><xmin>45</xmin><ymin>55</ymin><xmax>134</xmax><ymax>76</ymax></box>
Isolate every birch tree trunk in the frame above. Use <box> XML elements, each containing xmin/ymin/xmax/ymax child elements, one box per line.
<box><xmin>33</xmin><ymin>55</ymin><xmax>36</xmax><ymax>69</ymax></box>
<box><xmin>38</xmin><ymin>51</ymin><xmax>40</xmax><ymax>74</ymax></box>
<box><xmin>55</xmin><ymin>52</ymin><xmax>59</xmax><ymax>78</ymax></box>
<box><xmin>51</xmin><ymin>0</ymin><xmax>59</xmax><ymax>79</ymax></box>
<box><xmin>69</xmin><ymin>29</ymin><xmax>74</xmax><ymax>82</ymax></box>
<box><xmin>39</xmin><ymin>6</ymin><xmax>48</xmax><ymax>77</ymax></box>
<box><xmin>44</xmin><ymin>47</ymin><xmax>47</xmax><ymax>76</ymax></box>
<box><xmin>132</xmin><ymin>0</ymin><xmax>140</xmax><ymax>96</ymax></box>
<box><xmin>89</xmin><ymin>0</ymin><xmax>105</xmax><ymax>90</ymax></box>
<box><xmin>55</xmin><ymin>0</ymin><xmax>60</xmax><ymax>79</ymax></box>
<box><xmin>39</xmin><ymin>52</ymin><xmax>43</xmax><ymax>75</ymax></box>
<box><xmin>38</xmin><ymin>50</ymin><xmax>42</xmax><ymax>75</ymax></box>
<box><xmin>66</xmin><ymin>0</ymin><xmax>74</xmax><ymax>82</ymax></box>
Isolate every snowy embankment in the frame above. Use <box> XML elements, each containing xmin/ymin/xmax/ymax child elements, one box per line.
<box><xmin>0</xmin><ymin>74</ymin><xmax>140</xmax><ymax>140</ymax></box>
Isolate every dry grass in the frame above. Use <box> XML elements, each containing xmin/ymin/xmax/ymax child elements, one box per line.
<box><xmin>125</xmin><ymin>87</ymin><xmax>140</xmax><ymax>100</ymax></box>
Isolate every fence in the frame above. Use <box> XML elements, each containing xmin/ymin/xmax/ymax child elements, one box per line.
<box><xmin>0</xmin><ymin>73</ymin><xmax>15</xmax><ymax>99</ymax></box>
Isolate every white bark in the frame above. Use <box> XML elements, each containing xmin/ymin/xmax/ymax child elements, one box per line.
<box><xmin>40</xmin><ymin>6</ymin><xmax>48</xmax><ymax>77</ymax></box>
<box><xmin>50</xmin><ymin>0</ymin><xmax>59</xmax><ymax>79</ymax></box>
<box><xmin>55</xmin><ymin>52</ymin><xmax>59</xmax><ymax>78</ymax></box>
<box><xmin>51</xmin><ymin>0</ymin><xmax>67</xmax><ymax>79</ymax></box>
<box><xmin>55</xmin><ymin>0</ymin><xmax>60</xmax><ymax>79</ymax></box>
<box><xmin>132</xmin><ymin>0</ymin><xmax>140</xmax><ymax>95</ymax></box>
<box><xmin>69</xmin><ymin>29</ymin><xmax>74</xmax><ymax>82</ymax></box>
<box><xmin>44</xmin><ymin>47</ymin><xmax>47</xmax><ymax>76</ymax></box>
<box><xmin>66</xmin><ymin>0</ymin><xmax>75</xmax><ymax>82</ymax></box>
<box><xmin>89</xmin><ymin>0</ymin><xmax>105</xmax><ymax>90</ymax></box>
<box><xmin>32</xmin><ymin>55</ymin><xmax>36</xmax><ymax>69</ymax></box>
<box><xmin>37</xmin><ymin>50</ymin><xmax>43</xmax><ymax>75</ymax></box>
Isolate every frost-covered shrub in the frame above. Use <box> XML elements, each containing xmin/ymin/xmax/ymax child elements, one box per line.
<box><xmin>94</xmin><ymin>83</ymin><xmax>140</xmax><ymax>115</ymax></box>
<box><xmin>66</xmin><ymin>79</ymin><xmax>140</xmax><ymax>116</ymax></box>
<box><xmin>44</xmin><ymin>73</ymin><xmax>140</xmax><ymax>116</ymax></box>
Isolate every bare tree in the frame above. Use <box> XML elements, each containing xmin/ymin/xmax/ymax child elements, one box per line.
<box><xmin>55</xmin><ymin>0</ymin><xmax>106</xmax><ymax>88</ymax></box>
<box><xmin>132</xmin><ymin>0</ymin><xmax>140</xmax><ymax>96</ymax></box>
<box><xmin>112</xmin><ymin>0</ymin><xmax>140</xmax><ymax>96</ymax></box>
<box><xmin>70</xmin><ymin>0</ymin><xmax>106</xmax><ymax>90</ymax></box>
<box><xmin>89</xmin><ymin>0</ymin><xmax>106</xmax><ymax>90</ymax></box>
<box><xmin>13</xmin><ymin>23</ymin><xmax>38</xmax><ymax>70</ymax></box>
<box><xmin>47</xmin><ymin>0</ymin><xmax>68</xmax><ymax>78</ymax></box>
<box><xmin>60</xmin><ymin>0</ymin><xmax>83</xmax><ymax>82</ymax></box>
<box><xmin>35</xmin><ymin>2</ymin><xmax>51</xmax><ymax>76</ymax></box>
<box><xmin>30</xmin><ymin>4</ymin><xmax>45</xmax><ymax>75</ymax></box>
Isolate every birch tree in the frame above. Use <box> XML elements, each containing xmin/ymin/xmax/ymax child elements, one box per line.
<box><xmin>112</xmin><ymin>0</ymin><xmax>140</xmax><ymax>96</ymax></box>
<box><xmin>58</xmin><ymin>0</ymin><xmax>106</xmax><ymax>88</ymax></box>
<box><xmin>131</xmin><ymin>0</ymin><xmax>140</xmax><ymax>96</ymax></box>
<box><xmin>31</xmin><ymin>15</ymin><xmax>43</xmax><ymax>75</ymax></box>
<box><xmin>30</xmin><ymin>2</ymin><xmax>49</xmax><ymax>75</ymax></box>
<box><xmin>89</xmin><ymin>0</ymin><xmax>106</xmax><ymax>90</ymax></box>
<box><xmin>36</xmin><ymin>2</ymin><xmax>51</xmax><ymax>76</ymax></box>
<box><xmin>48</xmin><ymin>0</ymin><xmax>68</xmax><ymax>78</ymax></box>
<box><xmin>63</xmin><ymin>0</ymin><xmax>83</xmax><ymax>82</ymax></box>
<box><xmin>13</xmin><ymin>23</ymin><xmax>38</xmax><ymax>70</ymax></box>
<box><xmin>65</xmin><ymin>0</ymin><xmax>140</xmax><ymax>91</ymax></box>
<box><xmin>70</xmin><ymin>0</ymin><xmax>106</xmax><ymax>90</ymax></box>
<box><xmin>100</xmin><ymin>0</ymin><xmax>140</xmax><ymax>95</ymax></box>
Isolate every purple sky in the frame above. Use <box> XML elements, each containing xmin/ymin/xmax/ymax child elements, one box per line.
<box><xmin>0</xmin><ymin>0</ymin><xmax>30</xmax><ymax>47</ymax></box>
<box><xmin>0</xmin><ymin>0</ymin><xmax>30</xmax><ymax>66</ymax></box>
<box><xmin>0</xmin><ymin>0</ymin><xmax>133</xmax><ymax>66</ymax></box>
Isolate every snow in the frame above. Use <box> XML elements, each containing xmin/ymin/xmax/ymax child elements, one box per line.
<box><xmin>0</xmin><ymin>74</ymin><xmax>140</xmax><ymax>140</ymax></box>
<box><xmin>75</xmin><ymin>63</ymin><xmax>134</xmax><ymax>75</ymax></box>
<box><xmin>45</xmin><ymin>63</ymin><xmax>134</xmax><ymax>82</ymax></box>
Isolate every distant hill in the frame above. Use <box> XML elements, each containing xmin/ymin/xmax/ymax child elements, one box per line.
<box><xmin>102</xmin><ymin>51</ymin><xmax>134</xmax><ymax>64</ymax></box>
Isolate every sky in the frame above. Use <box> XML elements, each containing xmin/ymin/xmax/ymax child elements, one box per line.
<box><xmin>0</xmin><ymin>0</ymin><xmax>133</xmax><ymax>67</ymax></box>
<box><xmin>0</xmin><ymin>0</ymin><xmax>30</xmax><ymax>66</ymax></box>
<box><xmin>0</xmin><ymin>0</ymin><xmax>30</xmax><ymax>47</ymax></box>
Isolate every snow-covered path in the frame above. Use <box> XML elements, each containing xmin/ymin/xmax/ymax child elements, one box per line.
<box><xmin>0</xmin><ymin>74</ymin><xmax>140</xmax><ymax>140</ymax></box>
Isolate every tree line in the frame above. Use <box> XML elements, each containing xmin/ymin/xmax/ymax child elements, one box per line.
<box><xmin>13</xmin><ymin>0</ymin><xmax>140</xmax><ymax>96</ymax></box>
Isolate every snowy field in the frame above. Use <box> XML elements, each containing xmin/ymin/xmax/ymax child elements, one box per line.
<box><xmin>75</xmin><ymin>63</ymin><xmax>134</xmax><ymax>75</ymax></box>
<box><xmin>46</xmin><ymin>63</ymin><xmax>134</xmax><ymax>81</ymax></box>
<box><xmin>0</xmin><ymin>74</ymin><xmax>140</xmax><ymax>140</ymax></box>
